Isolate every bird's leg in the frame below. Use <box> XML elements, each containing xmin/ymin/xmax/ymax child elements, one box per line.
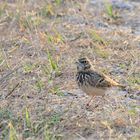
<box><xmin>86</xmin><ymin>95</ymin><xmax>107</xmax><ymax>109</ymax></box>
<box><xmin>93</xmin><ymin>95</ymin><xmax>106</xmax><ymax>108</ymax></box>
<box><xmin>86</xmin><ymin>96</ymin><xmax>94</xmax><ymax>106</ymax></box>
<box><xmin>93</xmin><ymin>98</ymin><xmax>102</xmax><ymax>108</ymax></box>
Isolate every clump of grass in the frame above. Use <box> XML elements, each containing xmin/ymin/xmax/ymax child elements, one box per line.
<box><xmin>39</xmin><ymin>3</ymin><xmax>54</xmax><ymax>17</ymax></box>
<box><xmin>48</xmin><ymin>86</ymin><xmax>64</xmax><ymax>96</ymax></box>
<box><xmin>0</xmin><ymin>108</ymin><xmax>21</xmax><ymax>140</ymax></box>
<box><xmin>25</xmin><ymin>107</ymin><xmax>31</xmax><ymax>128</ymax></box>
<box><xmin>88</xmin><ymin>30</ymin><xmax>110</xmax><ymax>58</ymax></box>
<box><xmin>47</xmin><ymin>50</ymin><xmax>58</xmax><ymax>72</ymax></box>
<box><xmin>44</xmin><ymin>125</ymin><xmax>62</xmax><ymax>140</ymax></box>
<box><xmin>23</xmin><ymin>62</ymin><xmax>36</xmax><ymax>74</ymax></box>
<box><xmin>38</xmin><ymin>0</ymin><xmax>63</xmax><ymax>18</ymax></box>
<box><xmin>39</xmin><ymin>30</ymin><xmax>64</xmax><ymax>44</ymax></box>
<box><xmin>19</xmin><ymin>14</ymin><xmax>42</xmax><ymax>31</ymax></box>
<box><xmin>94</xmin><ymin>47</ymin><xmax>110</xmax><ymax>59</ymax></box>
<box><xmin>48</xmin><ymin>113</ymin><xmax>61</xmax><ymax>126</ymax></box>
<box><xmin>54</xmin><ymin>30</ymin><xmax>64</xmax><ymax>43</ymax></box>
<box><xmin>119</xmin><ymin>63</ymin><xmax>126</xmax><ymax>69</ymax></box>
<box><xmin>89</xmin><ymin>30</ymin><xmax>107</xmax><ymax>46</ymax></box>
<box><xmin>22</xmin><ymin>107</ymin><xmax>33</xmax><ymax>139</ymax></box>
<box><xmin>128</xmin><ymin>108</ymin><xmax>137</xmax><ymax>116</ymax></box>
<box><xmin>104</xmin><ymin>2</ymin><xmax>118</xmax><ymax>19</ymax></box>
<box><xmin>45</xmin><ymin>30</ymin><xmax>64</xmax><ymax>44</ymax></box>
<box><xmin>42</xmin><ymin>50</ymin><xmax>63</xmax><ymax>96</ymax></box>
<box><xmin>8</xmin><ymin>122</ymin><xmax>18</xmax><ymax>140</ymax></box>
<box><xmin>55</xmin><ymin>0</ymin><xmax>62</xmax><ymax>5</ymax></box>
<box><xmin>105</xmin><ymin>3</ymin><xmax>113</xmax><ymax>18</ymax></box>
<box><xmin>44</xmin><ymin>125</ymin><xmax>51</xmax><ymax>140</ymax></box>
<box><xmin>127</xmin><ymin>76</ymin><xmax>140</xmax><ymax>86</ymax></box>
<box><xmin>43</xmin><ymin>50</ymin><xmax>62</xmax><ymax>79</ymax></box>
<box><xmin>8</xmin><ymin>122</ymin><xmax>19</xmax><ymax>140</ymax></box>
<box><xmin>32</xmin><ymin>119</ymin><xmax>46</xmax><ymax>135</ymax></box>
<box><xmin>35</xmin><ymin>78</ymin><xmax>45</xmax><ymax>92</ymax></box>
<box><xmin>29</xmin><ymin>113</ymin><xmax>62</xmax><ymax>139</ymax></box>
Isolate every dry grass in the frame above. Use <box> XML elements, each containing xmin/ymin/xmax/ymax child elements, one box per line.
<box><xmin>0</xmin><ymin>0</ymin><xmax>140</xmax><ymax>140</ymax></box>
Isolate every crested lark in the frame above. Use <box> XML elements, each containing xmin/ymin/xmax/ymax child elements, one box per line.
<box><xmin>76</xmin><ymin>57</ymin><xmax>125</xmax><ymax>106</ymax></box>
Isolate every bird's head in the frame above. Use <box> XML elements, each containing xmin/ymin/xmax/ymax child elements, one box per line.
<box><xmin>76</xmin><ymin>57</ymin><xmax>91</xmax><ymax>72</ymax></box>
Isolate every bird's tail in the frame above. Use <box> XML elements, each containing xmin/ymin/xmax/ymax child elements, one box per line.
<box><xmin>103</xmin><ymin>74</ymin><xmax>126</xmax><ymax>89</ymax></box>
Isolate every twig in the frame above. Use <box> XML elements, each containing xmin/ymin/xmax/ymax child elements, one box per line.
<box><xmin>75</xmin><ymin>133</ymin><xmax>85</xmax><ymax>140</ymax></box>
<box><xmin>5</xmin><ymin>82</ymin><xmax>20</xmax><ymax>98</ymax></box>
<box><xmin>70</xmin><ymin>33</ymin><xmax>83</xmax><ymax>42</ymax></box>
<box><xmin>0</xmin><ymin>66</ymin><xmax>22</xmax><ymax>84</ymax></box>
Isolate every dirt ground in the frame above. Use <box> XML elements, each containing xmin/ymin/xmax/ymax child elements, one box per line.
<box><xmin>0</xmin><ymin>0</ymin><xmax>140</xmax><ymax>140</ymax></box>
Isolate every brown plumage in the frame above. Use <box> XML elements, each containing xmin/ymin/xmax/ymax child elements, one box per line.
<box><xmin>76</xmin><ymin>57</ymin><xmax>125</xmax><ymax>105</ymax></box>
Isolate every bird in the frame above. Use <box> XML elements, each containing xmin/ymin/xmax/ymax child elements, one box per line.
<box><xmin>75</xmin><ymin>57</ymin><xmax>125</xmax><ymax>106</ymax></box>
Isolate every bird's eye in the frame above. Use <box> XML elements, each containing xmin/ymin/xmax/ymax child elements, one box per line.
<box><xmin>82</xmin><ymin>61</ymin><xmax>87</xmax><ymax>63</ymax></box>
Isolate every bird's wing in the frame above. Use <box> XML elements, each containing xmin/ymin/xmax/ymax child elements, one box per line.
<box><xmin>89</xmin><ymin>71</ymin><xmax>112</xmax><ymax>88</ymax></box>
<box><xmin>102</xmin><ymin>73</ymin><xmax>125</xmax><ymax>88</ymax></box>
<box><xmin>103</xmin><ymin>74</ymin><xmax>121</xmax><ymax>86</ymax></box>
<box><xmin>89</xmin><ymin>71</ymin><xmax>124</xmax><ymax>88</ymax></box>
